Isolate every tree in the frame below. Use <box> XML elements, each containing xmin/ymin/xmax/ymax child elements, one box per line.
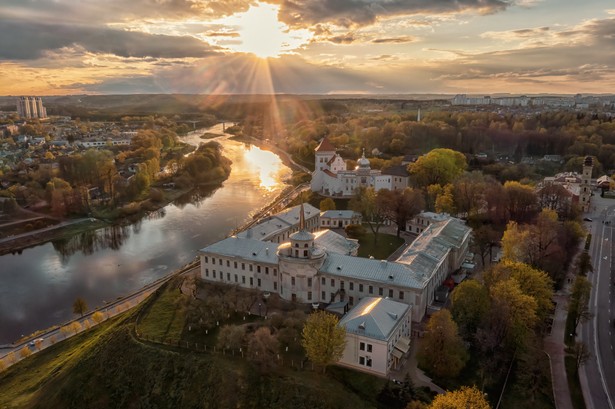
<box><xmin>471</xmin><ymin>225</ymin><xmax>500</xmax><ymax>267</ymax></box>
<box><xmin>417</xmin><ymin>309</ymin><xmax>468</xmax><ymax>378</ymax></box>
<box><xmin>571</xmin><ymin>341</ymin><xmax>591</xmax><ymax>373</ymax></box>
<box><xmin>302</xmin><ymin>310</ymin><xmax>346</xmax><ymax>373</ymax></box>
<box><xmin>501</xmin><ymin>221</ymin><xmax>529</xmax><ymax>263</ymax></box>
<box><xmin>451</xmin><ymin>280</ymin><xmax>490</xmax><ymax>339</ymax></box>
<box><xmin>72</xmin><ymin>297</ymin><xmax>88</xmax><ymax>317</ymax></box>
<box><xmin>428</xmin><ymin>386</ymin><xmax>491</xmax><ymax>409</ymax></box>
<box><xmin>408</xmin><ymin>148</ymin><xmax>467</xmax><ymax>190</ymax></box>
<box><xmin>569</xmin><ymin>275</ymin><xmax>592</xmax><ymax>334</ymax></box>
<box><xmin>378</xmin><ymin>187</ymin><xmax>425</xmax><ymax>237</ymax></box>
<box><xmin>491</xmin><ymin>261</ymin><xmax>554</xmax><ymax>322</ymax></box>
<box><xmin>217</xmin><ymin>325</ymin><xmax>246</xmax><ymax>350</ymax></box>
<box><xmin>349</xmin><ymin>186</ymin><xmax>387</xmax><ymax>242</ymax></box>
<box><xmin>434</xmin><ymin>184</ymin><xmax>455</xmax><ymax>215</ymax></box>
<box><xmin>576</xmin><ymin>250</ymin><xmax>593</xmax><ymax>276</ymax></box>
<box><xmin>503</xmin><ymin>181</ymin><xmax>537</xmax><ymax>222</ymax></box>
<box><xmin>247</xmin><ymin>326</ymin><xmax>279</xmax><ymax>372</ymax></box>
<box><xmin>19</xmin><ymin>347</ymin><xmax>32</xmax><ymax>359</ymax></box>
<box><xmin>320</xmin><ymin>197</ymin><xmax>336</xmax><ymax>211</ymax></box>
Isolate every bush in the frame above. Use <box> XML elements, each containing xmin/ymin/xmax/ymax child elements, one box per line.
<box><xmin>345</xmin><ymin>224</ymin><xmax>367</xmax><ymax>239</ymax></box>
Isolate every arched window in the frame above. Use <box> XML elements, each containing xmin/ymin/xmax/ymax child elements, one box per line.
<box><xmin>295</xmin><ymin>243</ymin><xmax>299</xmax><ymax>248</ymax></box>
<box><xmin>304</xmin><ymin>250</ymin><xmax>308</xmax><ymax>257</ymax></box>
<box><xmin>304</xmin><ymin>243</ymin><xmax>308</xmax><ymax>248</ymax></box>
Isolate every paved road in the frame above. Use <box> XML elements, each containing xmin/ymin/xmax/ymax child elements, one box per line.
<box><xmin>579</xmin><ymin>196</ymin><xmax>615</xmax><ymax>409</ymax></box>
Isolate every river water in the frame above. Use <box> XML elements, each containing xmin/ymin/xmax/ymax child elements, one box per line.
<box><xmin>0</xmin><ymin>124</ymin><xmax>291</xmax><ymax>343</ymax></box>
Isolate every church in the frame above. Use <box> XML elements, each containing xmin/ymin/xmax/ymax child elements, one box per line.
<box><xmin>199</xmin><ymin>204</ymin><xmax>471</xmax><ymax>323</ymax></box>
<box><xmin>310</xmin><ymin>138</ymin><xmax>410</xmax><ymax>197</ymax></box>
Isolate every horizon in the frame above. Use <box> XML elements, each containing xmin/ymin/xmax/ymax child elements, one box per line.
<box><xmin>1</xmin><ymin>0</ymin><xmax>614</xmax><ymax>96</ymax></box>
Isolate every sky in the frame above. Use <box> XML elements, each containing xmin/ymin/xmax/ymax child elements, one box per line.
<box><xmin>1</xmin><ymin>0</ymin><xmax>614</xmax><ymax>95</ymax></box>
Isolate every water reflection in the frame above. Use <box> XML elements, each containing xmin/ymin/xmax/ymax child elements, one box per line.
<box><xmin>0</xmin><ymin>127</ymin><xmax>291</xmax><ymax>343</ymax></box>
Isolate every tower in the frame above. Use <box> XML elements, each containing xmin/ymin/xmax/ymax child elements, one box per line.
<box><xmin>580</xmin><ymin>156</ymin><xmax>593</xmax><ymax>212</ymax></box>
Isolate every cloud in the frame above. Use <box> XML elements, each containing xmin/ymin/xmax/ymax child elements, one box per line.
<box><xmin>371</xmin><ymin>36</ymin><xmax>414</xmax><ymax>44</ymax></box>
<box><xmin>0</xmin><ymin>18</ymin><xmax>219</xmax><ymax>60</ymax></box>
<box><xmin>326</xmin><ymin>33</ymin><xmax>357</xmax><ymax>44</ymax></box>
<box><xmin>275</xmin><ymin>0</ymin><xmax>515</xmax><ymax>29</ymax></box>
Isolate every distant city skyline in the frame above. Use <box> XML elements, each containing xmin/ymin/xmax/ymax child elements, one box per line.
<box><xmin>1</xmin><ymin>0</ymin><xmax>614</xmax><ymax>95</ymax></box>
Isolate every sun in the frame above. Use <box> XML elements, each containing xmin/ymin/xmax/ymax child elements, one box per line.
<box><xmin>225</xmin><ymin>3</ymin><xmax>310</xmax><ymax>58</ymax></box>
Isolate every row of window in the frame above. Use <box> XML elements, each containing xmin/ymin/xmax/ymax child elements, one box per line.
<box><xmin>322</xmin><ymin>277</ymin><xmax>405</xmax><ymax>300</ymax></box>
<box><xmin>203</xmin><ymin>256</ymin><xmax>277</xmax><ymax>276</ymax></box>
<box><xmin>358</xmin><ymin>356</ymin><xmax>373</xmax><ymax>367</ymax></box>
<box><xmin>203</xmin><ymin>269</ymin><xmax>281</xmax><ymax>291</ymax></box>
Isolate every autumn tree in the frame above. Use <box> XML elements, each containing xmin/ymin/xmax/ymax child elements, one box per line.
<box><xmin>569</xmin><ymin>275</ymin><xmax>592</xmax><ymax>334</ymax></box>
<box><xmin>451</xmin><ymin>280</ymin><xmax>490</xmax><ymax>339</ymax></box>
<box><xmin>501</xmin><ymin>221</ymin><xmax>529</xmax><ymax>263</ymax></box>
<box><xmin>378</xmin><ymin>187</ymin><xmax>425</xmax><ymax>237</ymax></box>
<box><xmin>417</xmin><ymin>309</ymin><xmax>468</xmax><ymax>378</ymax></box>
<box><xmin>217</xmin><ymin>324</ymin><xmax>246</xmax><ymax>350</ymax></box>
<box><xmin>72</xmin><ymin>297</ymin><xmax>88</xmax><ymax>317</ymax></box>
<box><xmin>302</xmin><ymin>311</ymin><xmax>346</xmax><ymax>373</ymax></box>
<box><xmin>571</xmin><ymin>341</ymin><xmax>591</xmax><ymax>373</ymax></box>
<box><xmin>471</xmin><ymin>225</ymin><xmax>500</xmax><ymax>267</ymax></box>
<box><xmin>428</xmin><ymin>386</ymin><xmax>491</xmax><ymax>409</ymax></box>
<box><xmin>408</xmin><ymin>148</ymin><xmax>467</xmax><ymax>190</ymax></box>
<box><xmin>247</xmin><ymin>326</ymin><xmax>279</xmax><ymax>372</ymax></box>
<box><xmin>350</xmin><ymin>186</ymin><xmax>387</xmax><ymax>242</ymax></box>
<box><xmin>503</xmin><ymin>181</ymin><xmax>537</xmax><ymax>222</ymax></box>
<box><xmin>320</xmin><ymin>197</ymin><xmax>336</xmax><ymax>211</ymax></box>
<box><xmin>434</xmin><ymin>184</ymin><xmax>455</xmax><ymax>215</ymax></box>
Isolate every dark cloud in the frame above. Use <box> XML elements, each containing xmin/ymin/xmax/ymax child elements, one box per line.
<box><xmin>275</xmin><ymin>0</ymin><xmax>513</xmax><ymax>28</ymax></box>
<box><xmin>0</xmin><ymin>18</ymin><xmax>219</xmax><ymax>60</ymax></box>
<box><xmin>206</xmin><ymin>32</ymin><xmax>240</xmax><ymax>37</ymax></box>
<box><xmin>327</xmin><ymin>33</ymin><xmax>357</xmax><ymax>44</ymax></box>
<box><xmin>371</xmin><ymin>36</ymin><xmax>414</xmax><ymax>44</ymax></box>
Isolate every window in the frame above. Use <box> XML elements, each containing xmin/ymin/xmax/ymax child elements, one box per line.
<box><xmin>242</xmin><ymin>276</ymin><xmax>246</xmax><ymax>284</ymax></box>
<box><xmin>360</xmin><ymin>342</ymin><xmax>365</xmax><ymax>351</ymax></box>
<box><xmin>349</xmin><ymin>296</ymin><xmax>354</xmax><ymax>305</ymax></box>
<box><xmin>274</xmin><ymin>282</ymin><xmax>278</xmax><ymax>290</ymax></box>
<box><xmin>234</xmin><ymin>261</ymin><xmax>237</xmax><ymax>268</ymax></box>
<box><xmin>322</xmin><ymin>291</ymin><xmax>326</xmax><ymax>300</ymax></box>
<box><xmin>257</xmin><ymin>266</ymin><xmax>261</xmax><ymax>273</ymax></box>
<box><xmin>291</xmin><ymin>277</ymin><xmax>296</xmax><ymax>286</ymax></box>
<box><xmin>399</xmin><ymin>291</ymin><xmax>404</xmax><ymax>300</ymax></box>
<box><xmin>359</xmin><ymin>284</ymin><xmax>363</xmax><ymax>293</ymax></box>
<box><xmin>307</xmin><ymin>278</ymin><xmax>312</xmax><ymax>287</ymax></box>
<box><xmin>249</xmin><ymin>264</ymin><xmax>253</xmax><ymax>272</ymax></box>
<box><xmin>219</xmin><ymin>259</ymin><xmax>222</xmax><ymax>266</ymax></box>
<box><xmin>205</xmin><ymin>268</ymin><xmax>209</xmax><ymax>277</ymax></box>
<box><xmin>340</xmin><ymin>280</ymin><xmax>344</xmax><ymax>290</ymax></box>
<box><xmin>250</xmin><ymin>277</ymin><xmax>253</xmax><ymax>286</ymax></box>
<box><xmin>369</xmin><ymin>285</ymin><xmax>373</xmax><ymax>294</ymax></box>
<box><xmin>307</xmin><ymin>291</ymin><xmax>312</xmax><ymax>301</ymax></box>
<box><xmin>379</xmin><ymin>287</ymin><xmax>383</xmax><ymax>296</ymax></box>
<box><xmin>226</xmin><ymin>260</ymin><xmax>230</xmax><ymax>267</ymax></box>
<box><xmin>304</xmin><ymin>250</ymin><xmax>308</xmax><ymax>257</ymax></box>
<box><xmin>367</xmin><ymin>344</ymin><xmax>372</xmax><ymax>353</ymax></box>
<box><xmin>322</xmin><ymin>277</ymin><xmax>326</xmax><ymax>285</ymax></box>
<box><xmin>389</xmin><ymin>289</ymin><xmax>393</xmax><ymax>297</ymax></box>
<box><xmin>204</xmin><ymin>256</ymin><xmax>208</xmax><ymax>263</ymax></box>
<box><xmin>331</xmin><ymin>292</ymin><xmax>335</xmax><ymax>300</ymax></box>
<box><xmin>212</xmin><ymin>257</ymin><xmax>215</xmax><ymax>264</ymax></box>
<box><xmin>349</xmin><ymin>282</ymin><xmax>354</xmax><ymax>291</ymax></box>
<box><xmin>265</xmin><ymin>267</ymin><xmax>269</xmax><ymax>275</ymax></box>
<box><xmin>366</xmin><ymin>358</ymin><xmax>372</xmax><ymax>367</ymax></box>
<box><xmin>212</xmin><ymin>270</ymin><xmax>216</xmax><ymax>278</ymax></box>
<box><xmin>359</xmin><ymin>356</ymin><xmax>365</xmax><ymax>365</ymax></box>
<box><xmin>234</xmin><ymin>274</ymin><xmax>238</xmax><ymax>283</ymax></box>
<box><xmin>304</xmin><ymin>243</ymin><xmax>308</xmax><ymax>248</ymax></box>
<box><xmin>227</xmin><ymin>273</ymin><xmax>231</xmax><ymax>281</ymax></box>
<box><xmin>273</xmin><ymin>268</ymin><xmax>277</xmax><ymax>276</ymax></box>
<box><xmin>242</xmin><ymin>263</ymin><xmax>245</xmax><ymax>270</ymax></box>
<box><xmin>331</xmin><ymin>278</ymin><xmax>335</xmax><ymax>286</ymax></box>
<box><xmin>257</xmin><ymin>278</ymin><xmax>261</xmax><ymax>287</ymax></box>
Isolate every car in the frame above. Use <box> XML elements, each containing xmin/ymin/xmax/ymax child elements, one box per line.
<box><xmin>583</xmin><ymin>217</ymin><xmax>593</xmax><ymax>222</ymax></box>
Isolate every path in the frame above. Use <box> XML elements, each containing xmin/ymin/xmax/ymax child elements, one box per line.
<box><xmin>544</xmin><ymin>294</ymin><xmax>574</xmax><ymax>409</ymax></box>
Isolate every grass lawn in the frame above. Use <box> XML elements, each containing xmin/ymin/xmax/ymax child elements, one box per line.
<box><xmin>137</xmin><ymin>280</ymin><xmax>189</xmax><ymax>340</ymax></box>
<box><xmin>565</xmin><ymin>356</ymin><xmax>587</xmax><ymax>409</ymax></box>
<box><xmin>357</xmin><ymin>230</ymin><xmax>405</xmax><ymax>259</ymax></box>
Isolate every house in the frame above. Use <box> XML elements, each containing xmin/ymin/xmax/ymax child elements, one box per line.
<box><xmin>237</xmin><ymin>203</ymin><xmax>320</xmax><ymax>243</ymax></box>
<box><xmin>320</xmin><ymin>210</ymin><xmax>362</xmax><ymax>229</ymax></box>
<box><xmin>337</xmin><ymin>297</ymin><xmax>412</xmax><ymax>377</ymax></box>
<box><xmin>406</xmin><ymin>212</ymin><xmax>451</xmax><ymax>235</ymax></box>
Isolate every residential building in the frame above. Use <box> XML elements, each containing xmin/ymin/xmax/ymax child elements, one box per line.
<box><xmin>320</xmin><ymin>210</ymin><xmax>362</xmax><ymax>229</ymax></box>
<box><xmin>406</xmin><ymin>212</ymin><xmax>450</xmax><ymax>235</ymax></box>
<box><xmin>16</xmin><ymin>97</ymin><xmax>47</xmax><ymax>119</ymax></box>
<box><xmin>338</xmin><ymin>297</ymin><xmax>412</xmax><ymax>377</ymax></box>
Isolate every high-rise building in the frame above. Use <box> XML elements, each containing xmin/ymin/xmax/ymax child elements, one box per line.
<box><xmin>16</xmin><ymin>97</ymin><xmax>47</xmax><ymax>119</ymax></box>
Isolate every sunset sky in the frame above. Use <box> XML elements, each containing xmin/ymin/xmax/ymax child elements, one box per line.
<box><xmin>1</xmin><ymin>0</ymin><xmax>614</xmax><ymax>95</ymax></box>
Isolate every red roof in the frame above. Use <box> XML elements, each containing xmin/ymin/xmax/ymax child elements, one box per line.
<box><xmin>315</xmin><ymin>137</ymin><xmax>336</xmax><ymax>152</ymax></box>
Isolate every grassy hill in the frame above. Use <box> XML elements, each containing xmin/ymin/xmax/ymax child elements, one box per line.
<box><xmin>0</xmin><ymin>290</ymin><xmax>390</xmax><ymax>409</ymax></box>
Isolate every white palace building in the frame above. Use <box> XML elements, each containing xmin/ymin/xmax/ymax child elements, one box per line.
<box><xmin>199</xmin><ymin>204</ymin><xmax>471</xmax><ymax>324</ymax></box>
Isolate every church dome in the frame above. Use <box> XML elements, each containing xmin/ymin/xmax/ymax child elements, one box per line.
<box><xmin>289</xmin><ymin>229</ymin><xmax>315</xmax><ymax>241</ymax></box>
<box><xmin>357</xmin><ymin>149</ymin><xmax>370</xmax><ymax>168</ymax></box>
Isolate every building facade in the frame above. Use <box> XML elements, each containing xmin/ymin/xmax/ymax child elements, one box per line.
<box><xmin>16</xmin><ymin>97</ymin><xmax>47</xmax><ymax>119</ymax></box>
<box><xmin>338</xmin><ymin>297</ymin><xmax>412</xmax><ymax>377</ymax></box>
<box><xmin>320</xmin><ymin>210</ymin><xmax>362</xmax><ymax>229</ymax></box>
<box><xmin>199</xmin><ymin>205</ymin><xmax>471</xmax><ymax>323</ymax></box>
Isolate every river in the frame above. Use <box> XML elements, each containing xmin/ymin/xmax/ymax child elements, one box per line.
<box><xmin>0</xmin><ymin>124</ymin><xmax>291</xmax><ymax>344</ymax></box>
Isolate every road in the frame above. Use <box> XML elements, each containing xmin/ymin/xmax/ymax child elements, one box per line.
<box><xmin>580</xmin><ymin>197</ymin><xmax>615</xmax><ymax>409</ymax></box>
